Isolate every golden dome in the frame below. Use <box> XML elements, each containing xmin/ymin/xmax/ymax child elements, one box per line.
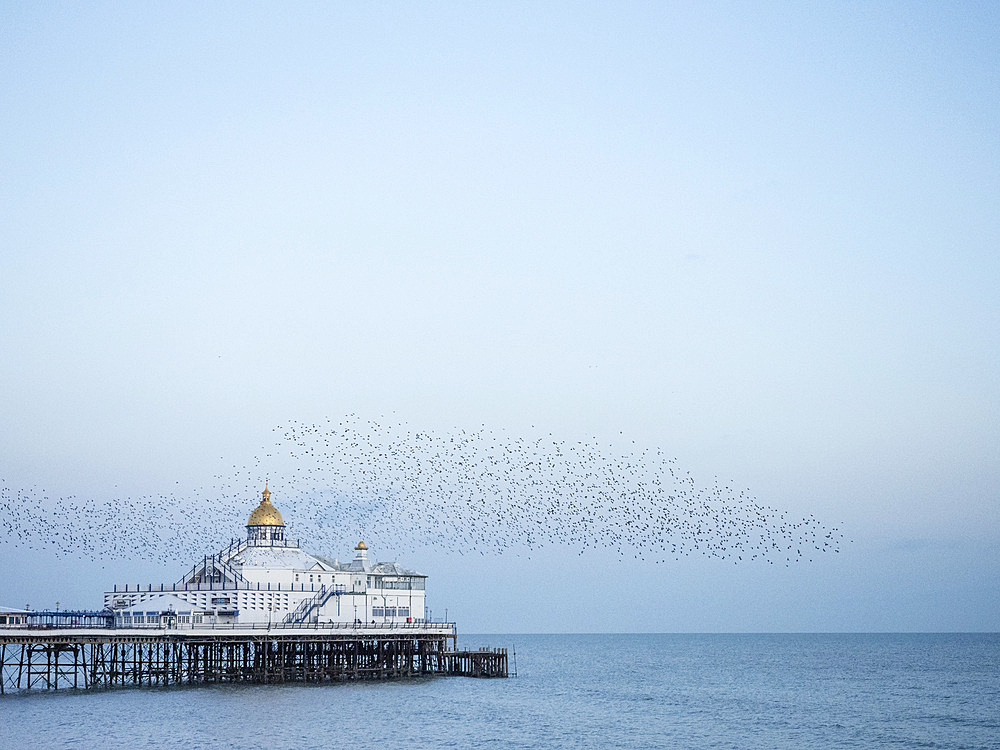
<box><xmin>248</xmin><ymin>484</ymin><xmax>284</xmax><ymax>526</ymax></box>
<box><xmin>355</xmin><ymin>541</ymin><xmax>368</xmax><ymax>550</ymax></box>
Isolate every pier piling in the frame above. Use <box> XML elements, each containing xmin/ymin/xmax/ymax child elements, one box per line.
<box><xmin>0</xmin><ymin>629</ymin><xmax>507</xmax><ymax>692</ymax></box>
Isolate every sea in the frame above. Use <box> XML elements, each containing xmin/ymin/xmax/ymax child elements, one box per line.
<box><xmin>1</xmin><ymin>633</ymin><xmax>997</xmax><ymax>749</ymax></box>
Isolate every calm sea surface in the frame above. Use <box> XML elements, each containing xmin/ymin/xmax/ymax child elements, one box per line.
<box><xmin>1</xmin><ymin>633</ymin><xmax>997</xmax><ymax>749</ymax></box>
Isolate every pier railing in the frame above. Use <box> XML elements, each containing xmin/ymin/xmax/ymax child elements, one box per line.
<box><xmin>110</xmin><ymin>581</ymin><xmax>364</xmax><ymax>593</ymax></box>
<box><xmin>0</xmin><ymin>619</ymin><xmax>457</xmax><ymax>634</ymax></box>
<box><xmin>118</xmin><ymin>620</ymin><xmax>457</xmax><ymax>633</ymax></box>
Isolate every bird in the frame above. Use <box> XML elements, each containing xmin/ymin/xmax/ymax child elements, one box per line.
<box><xmin>0</xmin><ymin>414</ymin><xmax>845</xmax><ymax>567</ymax></box>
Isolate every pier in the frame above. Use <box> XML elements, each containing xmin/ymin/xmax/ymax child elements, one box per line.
<box><xmin>0</xmin><ymin>485</ymin><xmax>510</xmax><ymax>693</ymax></box>
<box><xmin>0</xmin><ymin>623</ymin><xmax>507</xmax><ymax>692</ymax></box>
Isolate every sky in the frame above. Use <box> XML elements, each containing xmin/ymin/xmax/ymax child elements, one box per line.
<box><xmin>1</xmin><ymin>2</ymin><xmax>998</xmax><ymax>631</ymax></box>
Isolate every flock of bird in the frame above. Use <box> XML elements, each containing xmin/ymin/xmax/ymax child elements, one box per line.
<box><xmin>1</xmin><ymin>415</ymin><xmax>844</xmax><ymax>566</ymax></box>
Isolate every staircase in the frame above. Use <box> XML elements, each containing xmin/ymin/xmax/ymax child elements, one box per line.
<box><xmin>175</xmin><ymin>539</ymin><xmax>252</xmax><ymax>588</ymax></box>
<box><xmin>282</xmin><ymin>585</ymin><xmax>345</xmax><ymax>624</ymax></box>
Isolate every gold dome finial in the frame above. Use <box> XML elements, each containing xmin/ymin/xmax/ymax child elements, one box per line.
<box><xmin>248</xmin><ymin>483</ymin><xmax>283</xmax><ymax>526</ymax></box>
<box><xmin>356</xmin><ymin>541</ymin><xmax>368</xmax><ymax>550</ymax></box>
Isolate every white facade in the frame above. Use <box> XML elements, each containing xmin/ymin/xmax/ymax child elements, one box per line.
<box><xmin>0</xmin><ymin>606</ymin><xmax>30</xmax><ymax>626</ymax></box>
<box><xmin>104</xmin><ymin>487</ymin><xmax>427</xmax><ymax>627</ymax></box>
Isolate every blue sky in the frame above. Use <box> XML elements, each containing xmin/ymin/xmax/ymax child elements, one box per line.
<box><xmin>1</xmin><ymin>2</ymin><xmax>998</xmax><ymax>631</ymax></box>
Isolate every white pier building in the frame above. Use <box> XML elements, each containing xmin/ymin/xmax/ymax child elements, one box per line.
<box><xmin>104</xmin><ymin>484</ymin><xmax>427</xmax><ymax>628</ymax></box>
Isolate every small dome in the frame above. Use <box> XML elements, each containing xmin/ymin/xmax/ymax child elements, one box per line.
<box><xmin>248</xmin><ymin>484</ymin><xmax>284</xmax><ymax>526</ymax></box>
<box><xmin>355</xmin><ymin>541</ymin><xmax>368</xmax><ymax>550</ymax></box>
